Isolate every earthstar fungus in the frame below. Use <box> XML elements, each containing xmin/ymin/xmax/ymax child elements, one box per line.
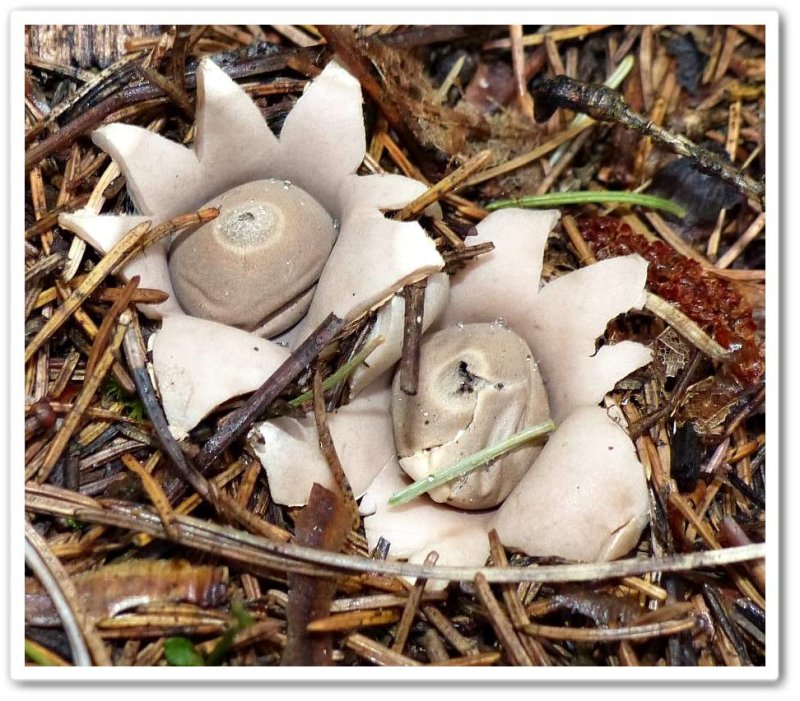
<box><xmin>59</xmin><ymin>57</ymin><xmax>444</xmax><ymax>439</ymax></box>
<box><xmin>360</xmin><ymin>209</ymin><xmax>654</xmax><ymax>574</ymax></box>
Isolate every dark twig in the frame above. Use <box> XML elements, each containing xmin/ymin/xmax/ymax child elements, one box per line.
<box><xmin>122</xmin><ymin>314</ymin><xmax>290</xmax><ymax>542</ymax></box>
<box><xmin>702</xmin><ymin>583</ymin><xmax>753</xmax><ymax>665</ymax></box>
<box><xmin>392</xmin><ymin>551</ymin><xmax>438</xmax><ymax>654</ymax></box>
<box><xmin>196</xmin><ymin>313</ymin><xmax>345</xmax><ymax>469</ymax></box>
<box><xmin>312</xmin><ymin>366</ymin><xmax>360</xmax><ymax>529</ymax></box>
<box><xmin>122</xmin><ymin>314</ymin><xmax>210</xmax><ymax>502</ymax></box>
<box><xmin>474</xmin><ymin>572</ymin><xmax>533</xmax><ymax>665</ymax></box>
<box><xmin>398</xmin><ymin>279</ymin><xmax>427</xmax><ymax>396</ymax></box>
<box><xmin>532</xmin><ymin>76</ymin><xmax>765</xmax><ymax>202</ymax></box>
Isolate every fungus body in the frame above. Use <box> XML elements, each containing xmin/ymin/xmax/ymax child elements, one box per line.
<box><xmin>168</xmin><ymin>179</ymin><xmax>336</xmax><ymax>335</ymax></box>
<box><xmin>392</xmin><ymin>323</ymin><xmax>551</xmax><ymax>509</ymax></box>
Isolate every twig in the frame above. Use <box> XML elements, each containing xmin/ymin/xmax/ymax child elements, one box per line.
<box><xmin>133</xmin><ymin>63</ymin><xmax>195</xmax><ymax>119</ymax></box>
<box><xmin>645</xmin><ymin>293</ymin><xmax>729</xmax><ymax>360</ymax></box>
<box><xmin>523</xmin><ymin>616</ymin><xmax>698</xmax><ymax>642</ymax></box>
<box><xmin>393</xmin><ymin>150</ymin><xmax>493</xmax><ymax>221</ymax></box>
<box><xmin>312</xmin><ymin>367</ymin><xmax>360</xmax><ymax>530</ymax></box>
<box><xmin>121</xmin><ymin>314</ymin><xmax>210</xmax><ymax>502</ymax></box>
<box><xmin>345</xmin><ymin>633</ymin><xmax>422</xmax><ymax>666</ymax></box>
<box><xmin>475</xmin><ymin>572</ymin><xmax>533</xmax><ymax>665</ymax></box>
<box><xmin>422</xmin><ymin>605</ymin><xmax>479</xmax><ymax>657</ymax></box>
<box><xmin>84</xmin><ymin>275</ymin><xmax>139</xmax><ymax>381</ymax></box>
<box><xmin>306</xmin><ymin>609</ymin><xmax>400</xmax><ymax>633</ymax></box>
<box><xmin>392</xmin><ymin>551</ymin><xmax>438</xmax><ymax>653</ymax></box>
<box><xmin>196</xmin><ymin>312</ymin><xmax>345</xmax><ymax>469</ymax></box>
<box><xmin>628</xmin><ymin>350</ymin><xmax>703</xmax><ymax>440</ymax></box>
<box><xmin>24</xmin><ymin>486</ymin><xmax>768</xmax><ymax>584</ymax></box>
<box><xmin>715</xmin><ymin>212</ymin><xmax>766</xmax><ymax>269</ymax></box>
<box><xmin>397</xmin><ymin>279</ymin><xmax>427</xmax><ymax>396</ymax></box>
<box><xmin>510</xmin><ymin>25</ymin><xmax>534</xmax><ymax>119</ymax></box>
<box><xmin>122</xmin><ymin>315</ymin><xmax>290</xmax><ymax>542</ymax></box>
<box><xmin>484</xmin><ymin>25</ymin><xmax>610</xmax><ymax>50</ymax></box>
<box><xmin>488</xmin><ymin>531</ymin><xmax>550</xmax><ymax>665</ymax></box>
<box><xmin>702</xmin><ymin>583</ymin><xmax>752</xmax><ymax>665</ymax></box>
<box><xmin>120</xmin><ymin>453</ymin><xmax>179</xmax><ymax>540</ymax></box>
<box><xmin>287</xmin><ymin>334</ymin><xmax>384</xmax><ymax>407</ymax></box>
<box><xmin>532</xmin><ymin>75</ymin><xmax>765</xmax><ymax>202</ymax></box>
<box><xmin>461</xmin><ymin>123</ymin><xmax>589</xmax><ymax>189</ymax></box>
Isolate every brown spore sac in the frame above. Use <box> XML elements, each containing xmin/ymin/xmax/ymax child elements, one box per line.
<box><xmin>578</xmin><ymin>216</ymin><xmax>764</xmax><ymax>386</ymax></box>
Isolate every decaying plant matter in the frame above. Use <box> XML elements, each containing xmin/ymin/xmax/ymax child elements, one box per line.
<box><xmin>23</xmin><ymin>23</ymin><xmax>767</xmax><ymax>669</ymax></box>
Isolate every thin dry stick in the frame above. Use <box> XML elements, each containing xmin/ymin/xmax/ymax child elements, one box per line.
<box><xmin>392</xmin><ymin>551</ymin><xmax>439</xmax><ymax>653</ymax></box>
<box><xmin>197</xmin><ymin>312</ymin><xmax>345</xmax><ymax>469</ymax></box>
<box><xmin>535</xmin><ymin>127</ymin><xmax>595</xmax><ymax>195</ymax></box>
<box><xmin>120</xmin><ymin>453</ymin><xmax>179</xmax><ymax>540</ymax></box>
<box><xmin>38</xmin><ymin>313</ymin><xmax>131</xmax><ymax>484</ymax></box>
<box><xmin>523</xmin><ymin>617</ymin><xmax>697</xmax><ymax>642</ymax></box>
<box><xmin>645</xmin><ymin>212</ymin><xmax>716</xmax><ymax>268</ymax></box>
<box><xmin>25</xmin><ymin>521</ymin><xmax>112</xmax><ymax>666</ymax></box>
<box><xmin>133</xmin><ymin>63</ymin><xmax>194</xmax><ymax>119</ymax></box>
<box><xmin>430</xmin><ymin>218</ymin><xmax>466</xmax><ymax>251</ymax></box>
<box><xmin>47</xmin><ymin>350</ymin><xmax>81</xmax><ymax>399</ymax></box>
<box><xmin>488</xmin><ymin>530</ymin><xmax>550</xmax><ymax>666</ymax></box>
<box><xmin>422</xmin><ymin>627</ymin><xmax>450</xmax><ymax>663</ymax></box>
<box><xmin>311</xmin><ymin>366</ymin><xmax>360</xmax><ymax>530</ymax></box>
<box><xmin>707</xmin><ymin>208</ymin><xmax>728</xmax><ymax>261</ymax></box>
<box><xmin>25</xmin><ymin>485</ymin><xmax>766</xmax><ymax>585</ymax></box>
<box><xmin>474</xmin><ymin>573</ymin><xmax>534</xmax><ymax>666</ymax></box>
<box><xmin>393</xmin><ymin>150</ymin><xmax>493</xmax><ymax>221</ymax></box>
<box><xmin>510</xmin><ymin>25</ymin><xmax>534</xmax><ymax>119</ymax></box>
<box><xmin>430</xmin><ymin>652</ymin><xmax>502</xmax><ymax>667</ymax></box>
<box><xmin>422</xmin><ymin>605</ymin><xmax>479</xmax><ymax>656</ymax></box>
<box><xmin>462</xmin><ymin>123</ymin><xmax>589</xmax><ymax>189</ymax></box>
<box><xmin>562</xmin><ymin>214</ymin><xmax>598</xmax><ymax>265</ymax></box>
<box><xmin>84</xmin><ymin>276</ymin><xmax>140</xmax><ymax>381</ymax></box>
<box><xmin>716</xmin><ymin>212</ymin><xmax>766</xmax><ymax>269</ymax></box>
<box><xmin>433</xmin><ymin>52</ymin><xmax>465</xmax><ymax>103</ymax></box>
<box><xmin>345</xmin><ymin>633</ymin><xmax>422</xmax><ymax>666</ymax></box>
<box><xmin>645</xmin><ymin>293</ymin><xmax>728</xmax><ymax>360</ymax></box>
<box><xmin>25</xmin><ymin>210</ymin><xmax>217</xmax><ymax>362</ymax></box>
<box><xmin>398</xmin><ymin>279</ymin><xmax>427</xmax><ymax>395</ymax></box>
<box><xmin>306</xmin><ymin>609</ymin><xmax>400</xmax><ymax>633</ymax></box>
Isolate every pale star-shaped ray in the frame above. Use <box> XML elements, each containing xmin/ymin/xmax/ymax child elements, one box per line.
<box><xmin>277</xmin><ymin>61</ymin><xmax>366</xmax><ymax>215</ymax></box>
<box><xmin>251</xmin><ymin>377</ymin><xmax>395</xmax><ymax>507</ymax></box>
<box><xmin>492</xmin><ymin>406</ymin><xmax>651</xmax><ymax>561</ymax></box>
<box><xmin>528</xmin><ymin>255</ymin><xmax>653</xmax><ymax>421</ymax></box>
<box><xmin>152</xmin><ymin>315</ymin><xmax>289</xmax><ymax>440</ymax></box>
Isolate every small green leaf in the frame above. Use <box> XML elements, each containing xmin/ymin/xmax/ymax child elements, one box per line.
<box><xmin>163</xmin><ymin>637</ymin><xmax>205</xmax><ymax>666</ymax></box>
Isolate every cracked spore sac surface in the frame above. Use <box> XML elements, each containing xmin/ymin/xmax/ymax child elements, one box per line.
<box><xmin>391</xmin><ymin>323</ymin><xmax>551</xmax><ymax>509</ymax></box>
